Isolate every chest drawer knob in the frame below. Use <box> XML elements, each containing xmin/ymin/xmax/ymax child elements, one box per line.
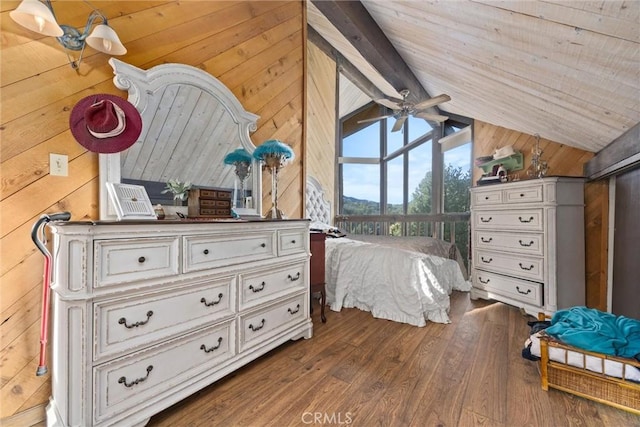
<box><xmin>516</xmin><ymin>286</ymin><xmax>531</xmax><ymax>295</ymax></box>
<box><xmin>519</xmin><ymin>263</ymin><xmax>534</xmax><ymax>271</ymax></box>
<box><xmin>291</xmin><ymin>239</ymin><xmax>296</xmax><ymax>244</ymax></box>
<box><xmin>249</xmin><ymin>282</ymin><xmax>266</xmax><ymax>293</ymax></box>
<box><xmin>484</xmin><ymin>196</ymin><xmax>489</xmax><ymax>200</ymax></box>
<box><xmin>200</xmin><ymin>337</ymin><xmax>223</xmax><ymax>353</ymax></box>
<box><xmin>480</xmin><ymin>216</ymin><xmax>492</xmax><ymax>223</ymax></box>
<box><xmin>478</xmin><ymin>277</ymin><xmax>490</xmax><ymax>284</ymax></box>
<box><xmin>518</xmin><ymin>216</ymin><xmax>534</xmax><ymax>223</ymax></box>
<box><xmin>481</xmin><ymin>256</ymin><xmax>493</xmax><ymax>263</ymax></box>
<box><xmin>287</xmin><ymin>272</ymin><xmax>301</xmax><ymax>281</ymax></box>
<box><xmin>248</xmin><ymin>319</ymin><xmax>265</xmax><ymax>332</ymax></box>
<box><xmin>519</xmin><ymin>240</ymin><xmax>534</xmax><ymax>247</ymax></box>
<box><xmin>260</xmin><ymin>243</ymin><xmax>266</xmax><ymax>248</ymax></box>
<box><xmin>200</xmin><ymin>293</ymin><xmax>223</xmax><ymax>307</ymax></box>
<box><xmin>119</xmin><ymin>311</ymin><xmax>153</xmax><ymax>329</ymax></box>
<box><xmin>138</xmin><ymin>256</ymin><xmax>146</xmax><ymax>263</ymax></box>
<box><xmin>203</xmin><ymin>249</ymin><xmax>209</xmax><ymax>255</ymax></box>
<box><xmin>520</xmin><ymin>193</ymin><xmax>525</xmax><ymax>197</ymax></box>
<box><xmin>480</xmin><ymin>237</ymin><xmax>493</xmax><ymax>243</ymax></box>
<box><xmin>118</xmin><ymin>365</ymin><xmax>153</xmax><ymax>388</ymax></box>
<box><xmin>287</xmin><ymin>304</ymin><xmax>301</xmax><ymax>315</ymax></box>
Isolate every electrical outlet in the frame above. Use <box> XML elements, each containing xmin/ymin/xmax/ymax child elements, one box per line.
<box><xmin>50</xmin><ymin>153</ymin><xmax>68</xmax><ymax>176</ymax></box>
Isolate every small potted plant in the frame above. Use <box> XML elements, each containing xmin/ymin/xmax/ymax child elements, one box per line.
<box><xmin>161</xmin><ymin>179</ymin><xmax>191</xmax><ymax>218</ymax></box>
<box><xmin>162</xmin><ymin>179</ymin><xmax>192</xmax><ymax>205</ymax></box>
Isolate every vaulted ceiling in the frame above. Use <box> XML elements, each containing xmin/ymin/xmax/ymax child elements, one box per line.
<box><xmin>307</xmin><ymin>0</ymin><xmax>639</xmax><ymax>153</ymax></box>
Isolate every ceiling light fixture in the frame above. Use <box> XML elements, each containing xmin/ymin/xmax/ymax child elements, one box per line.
<box><xmin>10</xmin><ymin>0</ymin><xmax>127</xmax><ymax>71</ymax></box>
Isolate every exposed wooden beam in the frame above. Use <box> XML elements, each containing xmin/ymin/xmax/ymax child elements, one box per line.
<box><xmin>585</xmin><ymin>123</ymin><xmax>640</xmax><ymax>180</ymax></box>
<box><xmin>310</xmin><ymin>0</ymin><xmax>431</xmax><ymax>106</ymax></box>
<box><xmin>307</xmin><ymin>25</ymin><xmax>386</xmax><ymax>101</ymax></box>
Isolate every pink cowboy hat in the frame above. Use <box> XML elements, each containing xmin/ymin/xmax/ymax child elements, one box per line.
<box><xmin>69</xmin><ymin>94</ymin><xmax>142</xmax><ymax>154</ymax></box>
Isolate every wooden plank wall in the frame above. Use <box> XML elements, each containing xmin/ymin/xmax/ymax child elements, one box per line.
<box><xmin>0</xmin><ymin>1</ymin><xmax>305</xmax><ymax>419</ymax></box>
<box><xmin>473</xmin><ymin>121</ymin><xmax>608</xmax><ymax>311</ymax></box>
<box><xmin>306</xmin><ymin>42</ymin><xmax>337</xmax><ymax>217</ymax></box>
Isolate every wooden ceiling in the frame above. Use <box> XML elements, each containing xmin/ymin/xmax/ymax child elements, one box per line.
<box><xmin>307</xmin><ymin>0</ymin><xmax>639</xmax><ymax>153</ymax></box>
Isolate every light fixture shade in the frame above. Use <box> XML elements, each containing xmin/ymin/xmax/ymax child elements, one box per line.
<box><xmin>85</xmin><ymin>24</ymin><xmax>126</xmax><ymax>55</ymax></box>
<box><xmin>10</xmin><ymin>0</ymin><xmax>63</xmax><ymax>37</ymax></box>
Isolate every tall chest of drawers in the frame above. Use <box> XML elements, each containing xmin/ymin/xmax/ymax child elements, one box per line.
<box><xmin>470</xmin><ymin>177</ymin><xmax>585</xmax><ymax>316</ymax></box>
<box><xmin>47</xmin><ymin>220</ymin><xmax>312</xmax><ymax>427</ymax></box>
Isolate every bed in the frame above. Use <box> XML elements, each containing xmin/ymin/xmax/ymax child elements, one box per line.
<box><xmin>305</xmin><ymin>176</ymin><xmax>471</xmax><ymax>327</ymax></box>
<box><xmin>528</xmin><ymin>312</ymin><xmax>640</xmax><ymax>414</ymax></box>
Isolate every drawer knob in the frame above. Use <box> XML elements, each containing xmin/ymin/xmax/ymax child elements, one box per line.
<box><xmin>287</xmin><ymin>304</ymin><xmax>301</xmax><ymax>315</ymax></box>
<box><xmin>481</xmin><ymin>256</ymin><xmax>493</xmax><ymax>263</ymax></box>
<box><xmin>119</xmin><ymin>311</ymin><xmax>153</xmax><ymax>329</ymax></box>
<box><xmin>200</xmin><ymin>337</ymin><xmax>223</xmax><ymax>353</ymax></box>
<box><xmin>249</xmin><ymin>282</ymin><xmax>266</xmax><ymax>293</ymax></box>
<box><xmin>287</xmin><ymin>272</ymin><xmax>301</xmax><ymax>281</ymax></box>
<box><xmin>260</xmin><ymin>243</ymin><xmax>266</xmax><ymax>248</ymax></box>
<box><xmin>200</xmin><ymin>293</ymin><xmax>223</xmax><ymax>307</ymax></box>
<box><xmin>519</xmin><ymin>263</ymin><xmax>534</xmax><ymax>271</ymax></box>
<box><xmin>291</xmin><ymin>239</ymin><xmax>296</xmax><ymax>244</ymax></box>
<box><xmin>248</xmin><ymin>318</ymin><xmax>266</xmax><ymax>332</ymax></box>
<box><xmin>520</xmin><ymin>193</ymin><xmax>525</xmax><ymax>197</ymax></box>
<box><xmin>118</xmin><ymin>365</ymin><xmax>153</xmax><ymax>388</ymax></box>
<box><xmin>138</xmin><ymin>256</ymin><xmax>146</xmax><ymax>263</ymax></box>
<box><xmin>479</xmin><ymin>277</ymin><xmax>490</xmax><ymax>284</ymax></box>
<box><xmin>203</xmin><ymin>249</ymin><xmax>209</xmax><ymax>255</ymax></box>
<box><xmin>516</xmin><ymin>286</ymin><xmax>532</xmax><ymax>295</ymax></box>
<box><xmin>484</xmin><ymin>196</ymin><xmax>489</xmax><ymax>200</ymax></box>
<box><xmin>480</xmin><ymin>237</ymin><xmax>492</xmax><ymax>243</ymax></box>
<box><xmin>480</xmin><ymin>217</ymin><xmax>492</xmax><ymax>223</ymax></box>
<box><xmin>519</xmin><ymin>240</ymin><xmax>534</xmax><ymax>247</ymax></box>
<box><xmin>518</xmin><ymin>216</ymin><xmax>534</xmax><ymax>223</ymax></box>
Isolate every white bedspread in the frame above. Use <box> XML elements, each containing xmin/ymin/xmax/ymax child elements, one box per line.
<box><xmin>324</xmin><ymin>238</ymin><xmax>472</xmax><ymax>327</ymax></box>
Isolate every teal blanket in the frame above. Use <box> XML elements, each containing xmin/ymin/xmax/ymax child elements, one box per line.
<box><xmin>545</xmin><ymin>306</ymin><xmax>640</xmax><ymax>359</ymax></box>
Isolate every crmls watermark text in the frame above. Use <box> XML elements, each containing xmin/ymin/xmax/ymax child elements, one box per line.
<box><xmin>301</xmin><ymin>412</ymin><xmax>353</xmax><ymax>425</ymax></box>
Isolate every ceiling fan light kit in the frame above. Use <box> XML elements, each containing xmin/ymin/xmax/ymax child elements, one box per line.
<box><xmin>358</xmin><ymin>89</ymin><xmax>451</xmax><ymax>131</ymax></box>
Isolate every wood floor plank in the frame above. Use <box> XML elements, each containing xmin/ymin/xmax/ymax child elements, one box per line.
<box><xmin>146</xmin><ymin>296</ymin><xmax>640</xmax><ymax>427</ymax></box>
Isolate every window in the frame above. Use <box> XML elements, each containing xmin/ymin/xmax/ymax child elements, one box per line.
<box><xmin>339</xmin><ymin>103</ymin><xmax>472</xmax><ymax>262</ymax></box>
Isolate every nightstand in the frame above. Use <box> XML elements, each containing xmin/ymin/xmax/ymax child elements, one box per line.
<box><xmin>309</xmin><ymin>232</ymin><xmax>326</xmax><ymax>323</ymax></box>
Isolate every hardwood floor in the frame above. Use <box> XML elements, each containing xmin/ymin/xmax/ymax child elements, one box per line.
<box><xmin>148</xmin><ymin>292</ymin><xmax>639</xmax><ymax>427</ymax></box>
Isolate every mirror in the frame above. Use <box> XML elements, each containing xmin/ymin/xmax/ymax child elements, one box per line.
<box><xmin>99</xmin><ymin>58</ymin><xmax>262</xmax><ymax>219</ymax></box>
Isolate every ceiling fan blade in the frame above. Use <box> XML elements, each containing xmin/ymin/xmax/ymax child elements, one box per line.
<box><xmin>413</xmin><ymin>94</ymin><xmax>451</xmax><ymax>110</ymax></box>
<box><xmin>374</xmin><ymin>98</ymin><xmax>401</xmax><ymax>110</ymax></box>
<box><xmin>392</xmin><ymin>115</ymin><xmax>407</xmax><ymax>132</ymax></box>
<box><xmin>357</xmin><ymin>114</ymin><xmax>394</xmax><ymax>124</ymax></box>
<box><xmin>415</xmin><ymin>112</ymin><xmax>449</xmax><ymax>123</ymax></box>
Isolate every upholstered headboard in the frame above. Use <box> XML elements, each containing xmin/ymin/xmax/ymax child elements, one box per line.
<box><xmin>306</xmin><ymin>176</ymin><xmax>331</xmax><ymax>224</ymax></box>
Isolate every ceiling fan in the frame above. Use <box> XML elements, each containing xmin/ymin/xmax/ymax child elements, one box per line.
<box><xmin>358</xmin><ymin>89</ymin><xmax>451</xmax><ymax>132</ymax></box>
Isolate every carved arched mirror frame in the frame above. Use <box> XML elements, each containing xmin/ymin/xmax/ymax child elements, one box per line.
<box><xmin>99</xmin><ymin>58</ymin><xmax>262</xmax><ymax>219</ymax></box>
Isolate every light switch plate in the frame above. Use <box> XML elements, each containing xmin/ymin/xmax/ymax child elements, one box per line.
<box><xmin>50</xmin><ymin>153</ymin><xmax>68</xmax><ymax>176</ymax></box>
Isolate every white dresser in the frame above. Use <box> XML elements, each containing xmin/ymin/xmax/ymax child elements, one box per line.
<box><xmin>470</xmin><ymin>177</ymin><xmax>585</xmax><ymax>316</ymax></box>
<box><xmin>46</xmin><ymin>219</ymin><xmax>313</xmax><ymax>427</ymax></box>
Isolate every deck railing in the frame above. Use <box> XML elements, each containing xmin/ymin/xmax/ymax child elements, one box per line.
<box><xmin>334</xmin><ymin>212</ymin><xmax>471</xmax><ymax>269</ymax></box>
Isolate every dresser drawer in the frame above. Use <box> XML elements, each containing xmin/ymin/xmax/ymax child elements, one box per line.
<box><xmin>472</xmin><ymin>188</ymin><xmax>502</xmax><ymax>206</ymax></box>
<box><xmin>504</xmin><ymin>184</ymin><xmax>543</xmax><ymax>204</ymax></box>
<box><xmin>278</xmin><ymin>229</ymin><xmax>307</xmax><ymax>256</ymax></box>
<box><xmin>473</xmin><ymin>269</ymin><xmax>542</xmax><ymax>307</ymax></box>
<box><xmin>475</xmin><ymin>249</ymin><xmax>543</xmax><ymax>282</ymax></box>
<box><xmin>239</xmin><ymin>293</ymin><xmax>307</xmax><ymax>352</ymax></box>
<box><xmin>94</xmin><ymin>237</ymin><xmax>180</xmax><ymax>288</ymax></box>
<box><xmin>239</xmin><ymin>261</ymin><xmax>306</xmax><ymax>310</ymax></box>
<box><xmin>94</xmin><ymin>277</ymin><xmax>235</xmax><ymax>361</ymax></box>
<box><xmin>184</xmin><ymin>232</ymin><xmax>276</xmax><ymax>272</ymax></box>
<box><xmin>474</xmin><ymin>231</ymin><xmax>544</xmax><ymax>256</ymax></box>
<box><xmin>473</xmin><ymin>209</ymin><xmax>543</xmax><ymax>231</ymax></box>
<box><xmin>94</xmin><ymin>320</ymin><xmax>235</xmax><ymax>424</ymax></box>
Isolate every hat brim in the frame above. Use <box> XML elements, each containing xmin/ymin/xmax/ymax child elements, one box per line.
<box><xmin>69</xmin><ymin>94</ymin><xmax>143</xmax><ymax>154</ymax></box>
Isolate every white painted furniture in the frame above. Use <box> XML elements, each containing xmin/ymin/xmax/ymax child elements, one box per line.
<box><xmin>470</xmin><ymin>177</ymin><xmax>585</xmax><ymax>316</ymax></box>
<box><xmin>46</xmin><ymin>219</ymin><xmax>312</xmax><ymax>427</ymax></box>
